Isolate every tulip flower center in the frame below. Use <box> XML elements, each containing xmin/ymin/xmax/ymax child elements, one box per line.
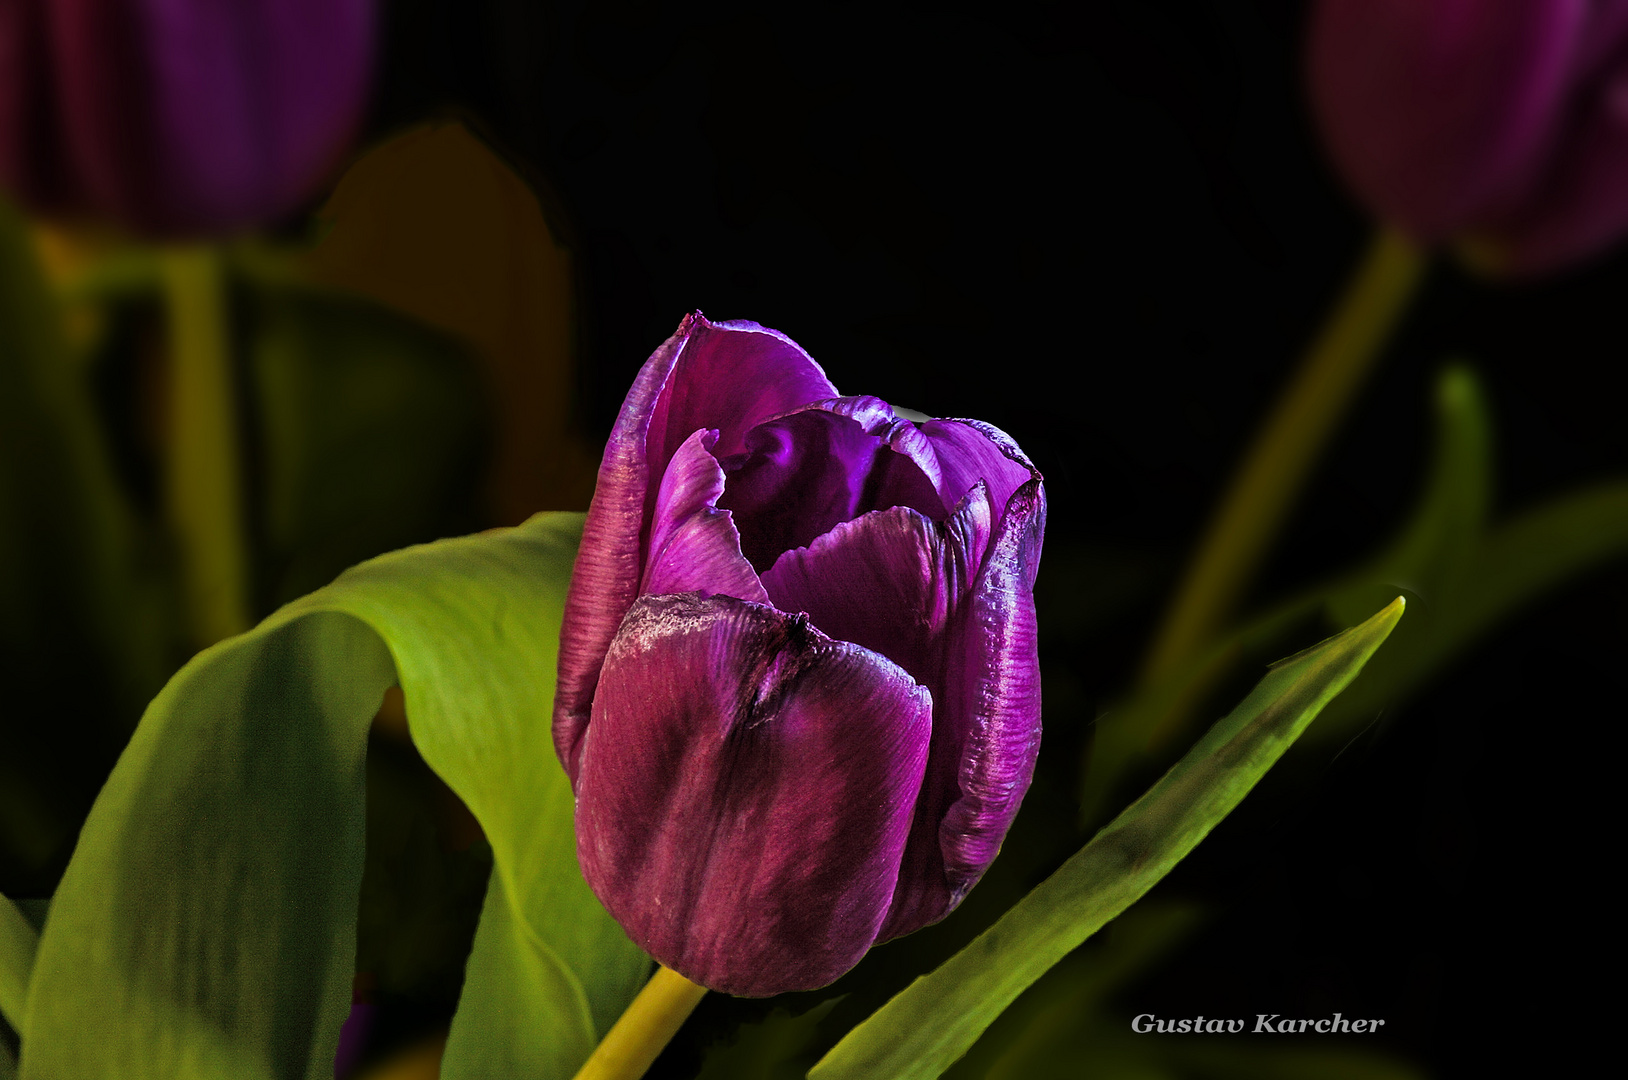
<box><xmin>716</xmin><ymin>406</ymin><xmax>949</xmax><ymax>573</ymax></box>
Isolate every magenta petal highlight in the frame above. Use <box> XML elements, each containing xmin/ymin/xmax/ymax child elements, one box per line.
<box><xmin>921</xmin><ymin>418</ymin><xmax>1039</xmax><ymax>524</ymax></box>
<box><xmin>575</xmin><ymin>593</ymin><xmax>931</xmax><ymax>996</ymax></box>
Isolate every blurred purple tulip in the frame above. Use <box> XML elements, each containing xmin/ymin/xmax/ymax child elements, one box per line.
<box><xmin>554</xmin><ymin>313</ymin><xmax>1045</xmax><ymax>997</ymax></box>
<box><xmin>0</xmin><ymin>0</ymin><xmax>373</xmax><ymax>236</ymax></box>
<box><xmin>1308</xmin><ymin>0</ymin><xmax>1628</xmax><ymax>274</ymax></box>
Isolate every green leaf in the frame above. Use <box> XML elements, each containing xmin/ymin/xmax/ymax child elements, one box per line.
<box><xmin>0</xmin><ymin>894</ymin><xmax>36</xmax><ymax>1034</ymax></box>
<box><xmin>943</xmin><ymin>901</ymin><xmax>1204</xmax><ymax>1080</ymax></box>
<box><xmin>811</xmin><ymin>598</ymin><xmax>1404</xmax><ymax>1080</ymax></box>
<box><xmin>18</xmin><ymin>513</ymin><xmax>647</xmax><ymax>1079</ymax></box>
<box><xmin>0</xmin><ymin>200</ymin><xmax>175</xmax><ymax>887</ymax></box>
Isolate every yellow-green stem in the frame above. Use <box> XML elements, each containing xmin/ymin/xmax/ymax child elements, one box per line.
<box><xmin>160</xmin><ymin>246</ymin><xmax>250</xmax><ymax>647</ymax></box>
<box><xmin>1138</xmin><ymin>228</ymin><xmax>1426</xmax><ymax>705</ymax></box>
<box><xmin>572</xmin><ymin>967</ymin><xmax>707</xmax><ymax>1080</ymax></box>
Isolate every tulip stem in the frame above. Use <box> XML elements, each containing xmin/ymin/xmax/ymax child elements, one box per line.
<box><xmin>1138</xmin><ymin>227</ymin><xmax>1424</xmax><ymax>707</ymax></box>
<box><xmin>160</xmin><ymin>246</ymin><xmax>252</xmax><ymax>647</ymax></box>
<box><xmin>571</xmin><ymin>966</ymin><xmax>707</xmax><ymax>1080</ymax></box>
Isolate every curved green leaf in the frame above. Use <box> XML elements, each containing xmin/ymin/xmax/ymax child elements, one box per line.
<box><xmin>0</xmin><ymin>894</ymin><xmax>35</xmax><ymax>1035</ymax></box>
<box><xmin>18</xmin><ymin>513</ymin><xmax>648</xmax><ymax>1079</ymax></box>
<box><xmin>812</xmin><ymin>599</ymin><xmax>1404</xmax><ymax>1080</ymax></box>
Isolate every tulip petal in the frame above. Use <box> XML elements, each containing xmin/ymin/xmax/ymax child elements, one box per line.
<box><xmin>878</xmin><ymin>474</ymin><xmax>1046</xmax><ymax>941</ymax></box>
<box><xmin>44</xmin><ymin>0</ymin><xmax>373</xmax><ymax>234</ymax></box>
<box><xmin>921</xmin><ymin>418</ymin><xmax>1039</xmax><ymax>522</ymax></box>
<box><xmin>642</xmin><ymin>428</ymin><xmax>770</xmax><ymax>604</ymax></box>
<box><xmin>1487</xmin><ymin>49</ymin><xmax>1628</xmax><ymax>273</ymax></box>
<box><xmin>647</xmin><ymin>317</ymin><xmax>839</xmax><ymax>480</ymax></box>
<box><xmin>760</xmin><ymin>483</ymin><xmax>994</xmax><ymax>690</ymax></box>
<box><xmin>1307</xmin><ymin>0</ymin><xmax>1589</xmax><ymax>240</ymax></box>
<box><xmin>557</xmin><ymin>314</ymin><xmax>836</xmax><ymax>781</ymax></box>
<box><xmin>721</xmin><ymin>402</ymin><xmax>947</xmax><ymax>571</ymax></box>
<box><xmin>575</xmin><ymin>593</ymin><xmax>931</xmax><ymax>996</ymax></box>
<box><xmin>555</xmin><ymin>317</ymin><xmax>696</xmax><ymax>784</ymax></box>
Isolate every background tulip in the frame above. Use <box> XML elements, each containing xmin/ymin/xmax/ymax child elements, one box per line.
<box><xmin>1308</xmin><ymin>0</ymin><xmax>1628</xmax><ymax>273</ymax></box>
<box><xmin>554</xmin><ymin>313</ymin><xmax>1045</xmax><ymax>997</ymax></box>
<box><xmin>0</xmin><ymin>0</ymin><xmax>373</xmax><ymax>235</ymax></box>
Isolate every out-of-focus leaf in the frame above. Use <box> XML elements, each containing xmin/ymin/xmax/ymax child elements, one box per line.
<box><xmin>354</xmin><ymin>731</ymin><xmax>492</xmax><ymax>1010</ymax></box>
<box><xmin>1077</xmin><ymin>600</ymin><xmax>1321</xmax><ymax>828</ymax></box>
<box><xmin>18</xmin><ymin>514</ymin><xmax>648</xmax><ymax>1080</ymax></box>
<box><xmin>0</xmin><ymin>201</ymin><xmax>175</xmax><ymax>891</ymax></box>
<box><xmin>1086</xmin><ymin>363</ymin><xmax>1628</xmax><ymax>821</ymax></box>
<box><xmin>1328</xmin><ymin>363</ymin><xmax>1491</xmax><ymax>626</ymax></box>
<box><xmin>248</xmin><ymin>281</ymin><xmax>488</xmax><ymax>608</ymax></box>
<box><xmin>694</xmin><ymin>999</ymin><xmax>841</xmax><ymax>1080</ymax></box>
<box><xmin>0</xmin><ymin>895</ymin><xmax>35</xmax><ymax>1033</ymax></box>
<box><xmin>1313</xmin><ymin>477</ymin><xmax>1628</xmax><ymax>740</ymax></box>
<box><xmin>355</xmin><ymin>1036</ymin><xmax>444</xmax><ymax>1079</ymax></box>
<box><xmin>302</xmin><ymin>120</ymin><xmax>598</xmax><ymax>521</ymax></box>
<box><xmin>811</xmin><ymin>599</ymin><xmax>1404</xmax><ymax>1080</ymax></box>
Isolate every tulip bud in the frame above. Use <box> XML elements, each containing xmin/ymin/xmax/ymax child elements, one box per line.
<box><xmin>1307</xmin><ymin>0</ymin><xmax>1628</xmax><ymax>274</ymax></box>
<box><xmin>0</xmin><ymin>0</ymin><xmax>373</xmax><ymax>236</ymax></box>
<box><xmin>554</xmin><ymin>314</ymin><xmax>1045</xmax><ymax>996</ymax></box>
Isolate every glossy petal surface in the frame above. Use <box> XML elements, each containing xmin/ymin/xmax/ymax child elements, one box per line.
<box><xmin>557</xmin><ymin>314</ymin><xmax>1045</xmax><ymax>995</ymax></box>
<box><xmin>575</xmin><ymin>593</ymin><xmax>931</xmax><ymax>996</ymax></box>
<box><xmin>556</xmin><ymin>315</ymin><xmax>835</xmax><ymax>782</ymax></box>
<box><xmin>642</xmin><ymin>428</ymin><xmax>768</xmax><ymax>604</ymax></box>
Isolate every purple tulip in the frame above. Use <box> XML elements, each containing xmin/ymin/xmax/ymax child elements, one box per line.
<box><xmin>1307</xmin><ymin>0</ymin><xmax>1628</xmax><ymax>274</ymax></box>
<box><xmin>0</xmin><ymin>0</ymin><xmax>373</xmax><ymax>236</ymax></box>
<box><xmin>554</xmin><ymin>313</ymin><xmax>1045</xmax><ymax>997</ymax></box>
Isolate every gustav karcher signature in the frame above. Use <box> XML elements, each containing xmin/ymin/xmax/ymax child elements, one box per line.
<box><xmin>1131</xmin><ymin>1013</ymin><xmax>1386</xmax><ymax>1034</ymax></box>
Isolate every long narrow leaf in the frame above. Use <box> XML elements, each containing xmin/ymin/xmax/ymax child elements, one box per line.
<box><xmin>811</xmin><ymin>598</ymin><xmax>1404</xmax><ymax>1080</ymax></box>
<box><xmin>18</xmin><ymin>513</ymin><xmax>647</xmax><ymax>1080</ymax></box>
<box><xmin>0</xmin><ymin>894</ymin><xmax>36</xmax><ymax>1034</ymax></box>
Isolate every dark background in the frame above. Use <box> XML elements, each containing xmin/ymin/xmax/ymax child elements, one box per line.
<box><xmin>7</xmin><ymin>2</ymin><xmax>1615</xmax><ymax>1076</ymax></box>
<box><xmin>359</xmin><ymin>1</ymin><xmax>1619</xmax><ymax>1076</ymax></box>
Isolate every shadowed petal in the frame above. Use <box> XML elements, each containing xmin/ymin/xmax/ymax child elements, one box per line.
<box><xmin>878</xmin><ymin>475</ymin><xmax>1046</xmax><ymax>941</ymax></box>
<box><xmin>576</xmin><ymin>593</ymin><xmax>932</xmax><ymax>996</ymax></box>
<box><xmin>760</xmin><ymin>482</ymin><xmax>994</xmax><ymax>690</ymax></box>
<box><xmin>721</xmin><ymin>403</ymin><xmax>945</xmax><ymax>571</ymax></box>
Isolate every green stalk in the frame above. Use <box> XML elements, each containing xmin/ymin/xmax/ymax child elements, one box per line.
<box><xmin>160</xmin><ymin>247</ymin><xmax>250</xmax><ymax>647</ymax></box>
<box><xmin>571</xmin><ymin>966</ymin><xmax>706</xmax><ymax>1080</ymax></box>
<box><xmin>1139</xmin><ymin>228</ymin><xmax>1425</xmax><ymax>699</ymax></box>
